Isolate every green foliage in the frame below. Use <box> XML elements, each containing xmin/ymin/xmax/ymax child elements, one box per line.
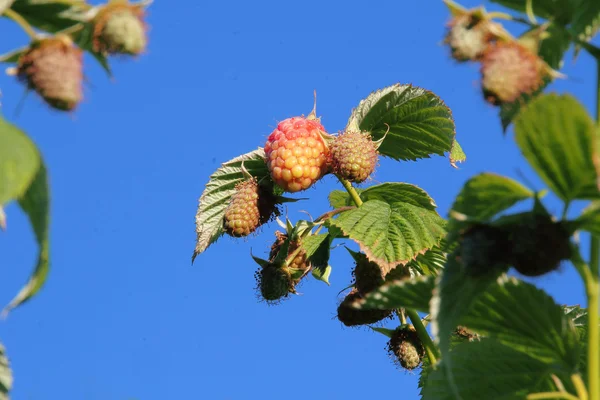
<box><xmin>354</xmin><ymin>276</ymin><xmax>434</xmax><ymax>313</ymax></box>
<box><xmin>514</xmin><ymin>94</ymin><xmax>600</xmax><ymax>201</ymax></box>
<box><xmin>0</xmin><ymin>343</ymin><xmax>11</xmax><ymax>400</ymax></box>
<box><xmin>345</xmin><ymin>84</ymin><xmax>465</xmax><ymax>165</ymax></box>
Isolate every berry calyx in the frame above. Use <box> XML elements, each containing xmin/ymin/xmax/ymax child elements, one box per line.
<box><xmin>264</xmin><ymin>116</ymin><xmax>329</xmax><ymax>193</ymax></box>
<box><xmin>481</xmin><ymin>40</ymin><xmax>547</xmax><ymax>105</ymax></box>
<box><xmin>387</xmin><ymin>325</ymin><xmax>425</xmax><ymax>371</ymax></box>
<box><xmin>329</xmin><ymin>131</ymin><xmax>378</xmax><ymax>183</ymax></box>
<box><xmin>336</xmin><ymin>290</ymin><xmax>392</xmax><ymax>327</ymax></box>
<box><xmin>16</xmin><ymin>35</ymin><xmax>83</xmax><ymax>111</ymax></box>
<box><xmin>93</xmin><ymin>2</ymin><xmax>148</xmax><ymax>55</ymax></box>
<box><xmin>222</xmin><ymin>178</ymin><xmax>278</xmax><ymax>237</ymax></box>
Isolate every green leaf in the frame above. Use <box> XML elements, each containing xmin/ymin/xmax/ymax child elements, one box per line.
<box><xmin>330</xmin><ymin>182</ymin><xmax>438</xmax><ymax>212</ymax></box>
<box><xmin>537</xmin><ymin>24</ymin><xmax>572</xmax><ymax>70</ymax></box>
<box><xmin>0</xmin><ymin>46</ymin><xmax>28</xmax><ymax>64</ymax></box>
<box><xmin>9</xmin><ymin>0</ymin><xmax>90</xmax><ymax>33</ymax></box>
<box><xmin>311</xmin><ymin>265</ymin><xmax>331</xmax><ymax>285</ymax></box>
<box><xmin>301</xmin><ymin>234</ymin><xmax>330</xmax><ymax>259</ymax></box>
<box><xmin>354</xmin><ymin>275</ymin><xmax>434</xmax><ymax>312</ymax></box>
<box><xmin>302</xmin><ymin>233</ymin><xmax>332</xmax><ymax>285</ymax></box>
<box><xmin>569</xmin><ymin>201</ymin><xmax>600</xmax><ymax>235</ymax></box>
<box><xmin>369</xmin><ymin>326</ymin><xmax>395</xmax><ymax>338</ymax></box>
<box><xmin>407</xmin><ymin>245</ymin><xmax>447</xmax><ymax>277</ymax></box>
<box><xmin>422</xmin><ymin>339</ymin><xmax>555</xmax><ymax>400</ymax></box>
<box><xmin>430</xmin><ymin>255</ymin><xmax>504</xmax><ymax>359</ymax></box>
<box><xmin>327</xmin><ymin>199</ymin><xmax>446</xmax><ymax>273</ymax></box>
<box><xmin>345</xmin><ymin>84</ymin><xmax>461</xmax><ymax>164</ymax></box>
<box><xmin>489</xmin><ymin>0</ymin><xmax>579</xmax><ymax>25</ymax></box>
<box><xmin>514</xmin><ymin>94</ymin><xmax>599</xmax><ymax>201</ymax></box>
<box><xmin>328</xmin><ymin>189</ymin><xmax>353</xmax><ymax>209</ymax></box>
<box><xmin>0</xmin><ymin>116</ymin><xmax>40</xmax><ymax>205</ymax></box>
<box><xmin>3</xmin><ymin>161</ymin><xmax>50</xmax><ymax>316</ymax></box>
<box><xmin>461</xmin><ymin>278</ymin><xmax>580</xmax><ymax>368</ymax></box>
<box><xmin>571</xmin><ymin>0</ymin><xmax>600</xmax><ymax>42</ymax></box>
<box><xmin>449</xmin><ymin>139</ymin><xmax>466</xmax><ymax>167</ymax></box>
<box><xmin>192</xmin><ymin>148</ymin><xmax>270</xmax><ymax>263</ymax></box>
<box><xmin>449</xmin><ymin>173</ymin><xmax>533</xmax><ymax>222</ymax></box>
<box><xmin>0</xmin><ymin>342</ymin><xmax>12</xmax><ymax>400</ymax></box>
<box><xmin>499</xmin><ymin>78</ymin><xmax>551</xmax><ymax>131</ymax></box>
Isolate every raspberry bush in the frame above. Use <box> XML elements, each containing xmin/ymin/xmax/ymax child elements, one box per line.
<box><xmin>193</xmin><ymin>0</ymin><xmax>600</xmax><ymax>399</ymax></box>
<box><xmin>0</xmin><ymin>0</ymin><xmax>151</xmax><ymax>397</ymax></box>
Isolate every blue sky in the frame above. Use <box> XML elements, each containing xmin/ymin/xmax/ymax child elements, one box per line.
<box><xmin>1</xmin><ymin>0</ymin><xmax>598</xmax><ymax>399</ymax></box>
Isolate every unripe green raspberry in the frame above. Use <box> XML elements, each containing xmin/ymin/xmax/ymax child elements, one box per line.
<box><xmin>93</xmin><ymin>3</ymin><xmax>147</xmax><ymax>55</ymax></box>
<box><xmin>329</xmin><ymin>131</ymin><xmax>378</xmax><ymax>183</ymax></box>
<box><xmin>387</xmin><ymin>325</ymin><xmax>425</xmax><ymax>371</ymax></box>
<box><xmin>254</xmin><ymin>264</ymin><xmax>294</xmax><ymax>304</ymax></box>
<box><xmin>17</xmin><ymin>35</ymin><xmax>83</xmax><ymax>111</ymax></box>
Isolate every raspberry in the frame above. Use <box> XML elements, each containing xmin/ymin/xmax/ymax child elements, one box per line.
<box><xmin>264</xmin><ymin>116</ymin><xmax>329</xmax><ymax>193</ymax></box>
<box><xmin>352</xmin><ymin>257</ymin><xmax>384</xmax><ymax>295</ymax></box>
<box><xmin>387</xmin><ymin>325</ymin><xmax>425</xmax><ymax>371</ymax></box>
<box><xmin>507</xmin><ymin>214</ymin><xmax>571</xmax><ymax>277</ymax></box>
<box><xmin>458</xmin><ymin>223</ymin><xmax>511</xmax><ymax>277</ymax></box>
<box><xmin>93</xmin><ymin>2</ymin><xmax>147</xmax><ymax>55</ymax></box>
<box><xmin>336</xmin><ymin>289</ymin><xmax>392</xmax><ymax>327</ymax></box>
<box><xmin>329</xmin><ymin>131</ymin><xmax>378</xmax><ymax>183</ymax></box>
<box><xmin>17</xmin><ymin>35</ymin><xmax>83</xmax><ymax>111</ymax></box>
<box><xmin>254</xmin><ymin>264</ymin><xmax>294</xmax><ymax>304</ymax></box>
<box><xmin>445</xmin><ymin>13</ymin><xmax>496</xmax><ymax>62</ymax></box>
<box><xmin>269</xmin><ymin>231</ymin><xmax>311</xmax><ymax>274</ymax></box>
<box><xmin>481</xmin><ymin>41</ymin><xmax>545</xmax><ymax>105</ymax></box>
<box><xmin>222</xmin><ymin>178</ymin><xmax>278</xmax><ymax>237</ymax></box>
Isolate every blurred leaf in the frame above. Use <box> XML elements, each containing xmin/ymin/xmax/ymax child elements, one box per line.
<box><xmin>489</xmin><ymin>0</ymin><xmax>579</xmax><ymax>25</ymax></box>
<box><xmin>571</xmin><ymin>0</ymin><xmax>600</xmax><ymax>42</ymax></box>
<box><xmin>369</xmin><ymin>326</ymin><xmax>395</xmax><ymax>338</ymax></box>
<box><xmin>0</xmin><ymin>116</ymin><xmax>40</xmax><ymax>205</ymax></box>
<box><xmin>0</xmin><ymin>46</ymin><xmax>27</xmax><ymax>63</ymax></box>
<box><xmin>311</xmin><ymin>264</ymin><xmax>331</xmax><ymax>285</ymax></box>
<box><xmin>345</xmin><ymin>84</ymin><xmax>462</xmax><ymax>165</ymax></box>
<box><xmin>422</xmin><ymin>339</ymin><xmax>556</xmax><ymax>400</ymax></box>
<box><xmin>355</xmin><ymin>275</ymin><xmax>434</xmax><ymax>312</ymax></box>
<box><xmin>537</xmin><ymin>24</ymin><xmax>572</xmax><ymax>69</ymax></box>
<box><xmin>9</xmin><ymin>0</ymin><xmax>90</xmax><ymax>33</ymax></box>
<box><xmin>461</xmin><ymin>278</ymin><xmax>580</xmax><ymax>368</ymax></box>
<box><xmin>0</xmin><ymin>342</ymin><xmax>12</xmax><ymax>400</ymax></box>
<box><xmin>514</xmin><ymin>94</ymin><xmax>600</xmax><ymax>201</ymax></box>
<box><xmin>499</xmin><ymin>78</ymin><xmax>551</xmax><ymax>131</ymax></box>
<box><xmin>3</xmin><ymin>161</ymin><xmax>50</xmax><ymax>316</ymax></box>
<box><xmin>568</xmin><ymin>201</ymin><xmax>600</xmax><ymax>235</ymax></box>
<box><xmin>407</xmin><ymin>245</ymin><xmax>447</xmax><ymax>277</ymax></box>
<box><xmin>192</xmin><ymin>148</ymin><xmax>270</xmax><ymax>262</ymax></box>
<box><xmin>449</xmin><ymin>173</ymin><xmax>533</xmax><ymax>222</ymax></box>
<box><xmin>327</xmin><ymin>198</ymin><xmax>446</xmax><ymax>274</ymax></box>
<box><xmin>70</xmin><ymin>20</ymin><xmax>112</xmax><ymax>76</ymax></box>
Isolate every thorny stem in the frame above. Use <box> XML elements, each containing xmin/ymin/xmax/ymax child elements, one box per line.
<box><xmin>587</xmin><ymin>61</ymin><xmax>600</xmax><ymax>400</ymax></box>
<box><xmin>526</xmin><ymin>393</ymin><xmax>580</xmax><ymax>400</ymax></box>
<box><xmin>337</xmin><ymin>174</ymin><xmax>440</xmax><ymax>365</ymax></box>
<box><xmin>406</xmin><ymin>308</ymin><xmax>439</xmax><ymax>365</ymax></box>
<box><xmin>3</xmin><ymin>8</ymin><xmax>38</xmax><ymax>40</ymax></box>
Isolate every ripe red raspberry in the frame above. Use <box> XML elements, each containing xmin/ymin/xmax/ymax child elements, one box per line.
<box><xmin>387</xmin><ymin>325</ymin><xmax>425</xmax><ymax>370</ymax></box>
<box><xmin>329</xmin><ymin>131</ymin><xmax>378</xmax><ymax>183</ymax></box>
<box><xmin>16</xmin><ymin>35</ymin><xmax>83</xmax><ymax>111</ymax></box>
<box><xmin>222</xmin><ymin>178</ymin><xmax>278</xmax><ymax>237</ymax></box>
<box><xmin>264</xmin><ymin>116</ymin><xmax>329</xmax><ymax>193</ymax></box>
<box><xmin>481</xmin><ymin>41</ymin><xmax>545</xmax><ymax>105</ymax></box>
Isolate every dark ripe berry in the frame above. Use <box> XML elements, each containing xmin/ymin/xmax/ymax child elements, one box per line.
<box><xmin>17</xmin><ymin>35</ymin><xmax>83</xmax><ymax>111</ymax></box>
<box><xmin>223</xmin><ymin>178</ymin><xmax>278</xmax><ymax>237</ymax></box>
<box><xmin>385</xmin><ymin>265</ymin><xmax>411</xmax><ymax>282</ymax></box>
<box><xmin>481</xmin><ymin>41</ymin><xmax>545</xmax><ymax>105</ymax></box>
<box><xmin>93</xmin><ymin>2</ymin><xmax>148</xmax><ymax>55</ymax></box>
<box><xmin>387</xmin><ymin>325</ymin><xmax>425</xmax><ymax>371</ymax></box>
<box><xmin>329</xmin><ymin>131</ymin><xmax>378</xmax><ymax>183</ymax></box>
<box><xmin>336</xmin><ymin>290</ymin><xmax>392</xmax><ymax>327</ymax></box>
<box><xmin>352</xmin><ymin>257</ymin><xmax>385</xmax><ymax>295</ymax></box>
<box><xmin>459</xmin><ymin>223</ymin><xmax>511</xmax><ymax>277</ymax></box>
<box><xmin>255</xmin><ymin>264</ymin><xmax>294</xmax><ymax>304</ymax></box>
<box><xmin>508</xmin><ymin>214</ymin><xmax>571</xmax><ymax>277</ymax></box>
<box><xmin>445</xmin><ymin>13</ymin><xmax>496</xmax><ymax>62</ymax></box>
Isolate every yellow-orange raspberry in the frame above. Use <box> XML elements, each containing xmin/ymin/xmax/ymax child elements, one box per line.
<box><xmin>264</xmin><ymin>117</ymin><xmax>329</xmax><ymax>193</ymax></box>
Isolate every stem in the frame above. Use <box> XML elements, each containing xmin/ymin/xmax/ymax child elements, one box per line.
<box><xmin>337</xmin><ymin>175</ymin><xmax>363</xmax><ymax>207</ymax></box>
<box><xmin>406</xmin><ymin>308</ymin><xmax>439</xmax><ymax>365</ymax></box>
<box><xmin>3</xmin><ymin>8</ymin><xmax>38</xmax><ymax>40</ymax></box>
<box><xmin>527</xmin><ymin>393</ymin><xmax>580</xmax><ymax>400</ymax></box>
<box><xmin>335</xmin><ymin>173</ymin><xmax>440</xmax><ymax>364</ymax></box>
<box><xmin>573</xmin><ymin>374</ymin><xmax>589</xmax><ymax>400</ymax></box>
<box><xmin>562</xmin><ymin>201</ymin><xmax>571</xmax><ymax>220</ymax></box>
<box><xmin>588</xmin><ymin>60</ymin><xmax>600</xmax><ymax>400</ymax></box>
